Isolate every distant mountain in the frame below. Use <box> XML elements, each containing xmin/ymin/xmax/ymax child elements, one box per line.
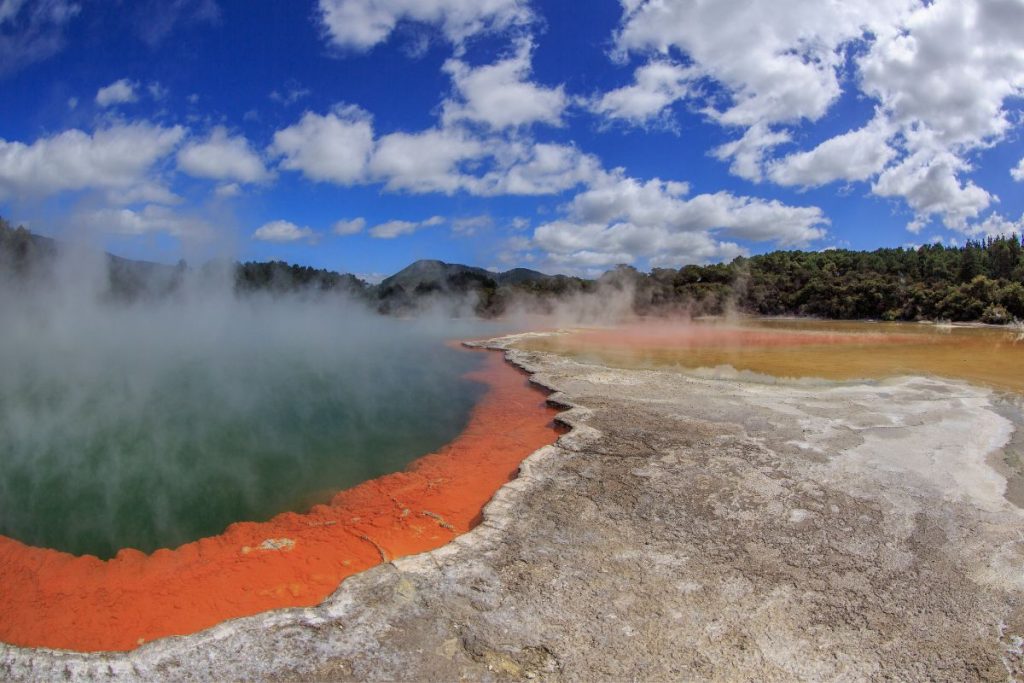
<box><xmin>380</xmin><ymin>259</ymin><xmax>553</xmax><ymax>291</ymax></box>
<box><xmin>494</xmin><ymin>267</ymin><xmax>554</xmax><ymax>286</ymax></box>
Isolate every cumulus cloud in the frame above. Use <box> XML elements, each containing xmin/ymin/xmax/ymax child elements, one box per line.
<box><xmin>855</xmin><ymin>0</ymin><xmax>1024</xmax><ymax>229</ymax></box>
<box><xmin>0</xmin><ymin>0</ymin><xmax>81</xmax><ymax>77</ymax></box>
<box><xmin>317</xmin><ymin>0</ymin><xmax>529</xmax><ymax>51</ymax></box>
<box><xmin>177</xmin><ymin>127</ymin><xmax>270</xmax><ymax>183</ymax></box>
<box><xmin>369</xmin><ymin>127</ymin><xmax>486</xmax><ymax>193</ymax></box>
<box><xmin>81</xmin><ymin>204</ymin><xmax>212</xmax><ymax>238</ymax></box>
<box><xmin>1013</xmin><ymin>158</ymin><xmax>1024</xmax><ymax>183</ymax></box>
<box><xmin>269</xmin><ymin>105</ymin><xmax>375</xmax><ymax>184</ymax></box>
<box><xmin>532</xmin><ymin>173</ymin><xmax>828</xmax><ymax>271</ymax></box>
<box><xmin>332</xmin><ymin>217</ymin><xmax>366</xmax><ymax>235</ymax></box>
<box><xmin>859</xmin><ymin>0</ymin><xmax>1024</xmax><ymax>151</ymax></box>
<box><xmin>767</xmin><ymin>119</ymin><xmax>897</xmax><ymax>187</ymax></box>
<box><xmin>590</xmin><ymin>60</ymin><xmax>694</xmax><ymax>125</ymax></box>
<box><xmin>712</xmin><ymin>124</ymin><xmax>791</xmax><ymax>182</ymax></box>
<box><xmin>252</xmin><ymin>220</ymin><xmax>317</xmax><ymax>243</ymax></box>
<box><xmin>872</xmin><ymin>145</ymin><xmax>992</xmax><ymax>232</ymax></box>
<box><xmin>964</xmin><ymin>212</ymin><xmax>1024</xmax><ymax>239</ymax></box>
<box><xmin>570</xmin><ymin>175</ymin><xmax>827</xmax><ymax>245</ymax></box>
<box><xmin>95</xmin><ymin>78</ymin><xmax>138</xmax><ymax>107</ymax></box>
<box><xmin>613</xmin><ymin>0</ymin><xmax>915</xmax><ymax>127</ymax></box>
<box><xmin>441</xmin><ymin>38</ymin><xmax>567</xmax><ymax>129</ymax></box>
<box><xmin>535</xmin><ymin>220</ymin><xmax>744</xmax><ymax>273</ymax></box>
<box><xmin>0</xmin><ymin>123</ymin><xmax>184</xmax><ymax>199</ymax></box>
<box><xmin>270</xmin><ymin>103</ymin><xmax>598</xmax><ymax>197</ymax></box>
<box><xmin>607</xmin><ymin>0</ymin><xmax>1024</xmax><ymax>234</ymax></box>
<box><xmin>369</xmin><ymin>215</ymin><xmax>444</xmax><ymax>239</ymax></box>
<box><xmin>479</xmin><ymin>141</ymin><xmax>602</xmax><ymax>196</ymax></box>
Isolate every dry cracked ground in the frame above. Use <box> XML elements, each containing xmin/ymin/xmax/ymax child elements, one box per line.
<box><xmin>4</xmin><ymin>333</ymin><xmax>1024</xmax><ymax>681</ymax></box>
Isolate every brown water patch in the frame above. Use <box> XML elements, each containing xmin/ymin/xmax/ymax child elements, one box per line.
<box><xmin>0</xmin><ymin>349</ymin><xmax>560</xmax><ymax>652</ymax></box>
<box><xmin>518</xmin><ymin>319</ymin><xmax>1024</xmax><ymax>395</ymax></box>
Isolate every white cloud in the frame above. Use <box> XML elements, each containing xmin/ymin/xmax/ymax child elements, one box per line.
<box><xmin>0</xmin><ymin>123</ymin><xmax>184</xmax><ymax>199</ymax></box>
<box><xmin>177</xmin><ymin>127</ymin><xmax>270</xmax><ymax>183</ymax></box>
<box><xmin>369</xmin><ymin>219</ymin><xmax>417</xmax><ymax>239</ymax></box>
<box><xmin>270</xmin><ymin>108</ymin><xmax>598</xmax><ymax>198</ymax></box>
<box><xmin>964</xmin><ymin>212</ymin><xmax>1024</xmax><ymax>239</ymax></box>
<box><xmin>1013</xmin><ymin>158</ymin><xmax>1024</xmax><ymax>183</ymax></box>
<box><xmin>252</xmin><ymin>220</ymin><xmax>317</xmax><ymax>243</ymax></box>
<box><xmin>535</xmin><ymin>220</ymin><xmax>746</xmax><ymax>272</ymax></box>
<box><xmin>82</xmin><ymin>204</ymin><xmax>211</xmax><ymax>238</ymax></box>
<box><xmin>571</xmin><ymin>175</ymin><xmax>827</xmax><ymax>246</ymax></box>
<box><xmin>480</xmin><ymin>141</ymin><xmax>602</xmax><ymax>196</ymax></box>
<box><xmin>712</xmin><ymin>124</ymin><xmax>791</xmax><ymax>182</ymax></box>
<box><xmin>214</xmin><ymin>182</ymin><xmax>241</xmax><ymax>198</ymax></box>
<box><xmin>95</xmin><ymin>78</ymin><xmax>138</xmax><ymax>107</ymax></box>
<box><xmin>872</xmin><ymin>146</ymin><xmax>992</xmax><ymax>232</ymax></box>
<box><xmin>370</xmin><ymin>127</ymin><xmax>485</xmax><ymax>193</ymax></box>
<box><xmin>614</xmin><ymin>0</ymin><xmax>915</xmax><ymax>127</ymax></box>
<box><xmin>441</xmin><ymin>38</ymin><xmax>567</xmax><ymax>129</ymax></box>
<box><xmin>131</xmin><ymin>0</ymin><xmax>220</xmax><ymax>48</ymax></box>
<box><xmin>608</xmin><ymin>0</ymin><xmax>1024</xmax><ymax>234</ymax></box>
<box><xmin>767</xmin><ymin>119</ymin><xmax>897</xmax><ymax>187</ymax></box>
<box><xmin>859</xmin><ymin>0</ymin><xmax>1024</xmax><ymax>151</ymax></box>
<box><xmin>0</xmin><ymin>0</ymin><xmax>28</xmax><ymax>23</ymax></box>
<box><xmin>590</xmin><ymin>60</ymin><xmax>694</xmax><ymax>124</ymax></box>
<box><xmin>105</xmin><ymin>181</ymin><xmax>181</xmax><ymax>206</ymax></box>
<box><xmin>532</xmin><ymin>173</ymin><xmax>829</xmax><ymax>271</ymax></box>
<box><xmin>332</xmin><ymin>217</ymin><xmax>365</xmax><ymax>235</ymax></box>
<box><xmin>269</xmin><ymin>83</ymin><xmax>310</xmax><ymax>106</ymax></box>
<box><xmin>147</xmin><ymin>81</ymin><xmax>168</xmax><ymax>100</ymax></box>
<box><xmin>855</xmin><ymin>0</ymin><xmax>1024</xmax><ymax>230</ymax></box>
<box><xmin>451</xmin><ymin>214</ymin><xmax>491</xmax><ymax>236</ymax></box>
<box><xmin>0</xmin><ymin>0</ymin><xmax>81</xmax><ymax>77</ymax></box>
<box><xmin>369</xmin><ymin>215</ymin><xmax>444</xmax><ymax>239</ymax></box>
<box><xmin>270</xmin><ymin>105</ymin><xmax>375</xmax><ymax>184</ymax></box>
<box><xmin>317</xmin><ymin>0</ymin><xmax>529</xmax><ymax>51</ymax></box>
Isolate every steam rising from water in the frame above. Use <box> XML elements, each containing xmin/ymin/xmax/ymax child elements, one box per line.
<box><xmin>0</xmin><ymin>256</ymin><xmax>495</xmax><ymax>559</ymax></box>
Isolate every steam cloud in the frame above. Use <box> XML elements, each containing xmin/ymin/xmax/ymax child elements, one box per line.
<box><xmin>0</xmin><ymin>250</ymin><xmax>498</xmax><ymax>559</ymax></box>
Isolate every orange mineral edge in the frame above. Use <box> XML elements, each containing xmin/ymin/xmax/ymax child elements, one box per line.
<box><xmin>0</xmin><ymin>347</ymin><xmax>560</xmax><ymax>652</ymax></box>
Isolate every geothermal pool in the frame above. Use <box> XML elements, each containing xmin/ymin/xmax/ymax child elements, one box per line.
<box><xmin>517</xmin><ymin>318</ymin><xmax>1024</xmax><ymax>394</ymax></box>
<box><xmin>0</xmin><ymin>309</ymin><xmax>486</xmax><ymax>559</ymax></box>
<box><xmin>0</xmin><ymin>295</ymin><xmax>560</xmax><ymax>651</ymax></box>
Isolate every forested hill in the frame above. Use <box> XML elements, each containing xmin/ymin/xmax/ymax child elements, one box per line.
<box><xmin>626</xmin><ymin>237</ymin><xmax>1024</xmax><ymax>323</ymax></box>
<box><xmin>3</xmin><ymin>217</ymin><xmax>1024</xmax><ymax>323</ymax></box>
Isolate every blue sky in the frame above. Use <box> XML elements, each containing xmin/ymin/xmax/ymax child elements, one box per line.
<box><xmin>2</xmin><ymin>0</ymin><xmax>1023</xmax><ymax>279</ymax></box>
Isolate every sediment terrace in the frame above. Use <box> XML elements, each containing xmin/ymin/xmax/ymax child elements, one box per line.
<box><xmin>4</xmin><ymin>333</ymin><xmax>1024</xmax><ymax>680</ymax></box>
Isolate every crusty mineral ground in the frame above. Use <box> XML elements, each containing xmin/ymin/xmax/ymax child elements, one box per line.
<box><xmin>4</xmin><ymin>332</ymin><xmax>1024</xmax><ymax>681</ymax></box>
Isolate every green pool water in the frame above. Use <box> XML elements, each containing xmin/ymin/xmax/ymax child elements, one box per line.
<box><xmin>0</xmin><ymin>298</ymin><xmax>492</xmax><ymax>559</ymax></box>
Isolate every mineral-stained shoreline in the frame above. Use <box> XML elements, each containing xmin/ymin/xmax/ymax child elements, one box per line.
<box><xmin>4</xmin><ymin>332</ymin><xmax>1024</xmax><ymax>681</ymax></box>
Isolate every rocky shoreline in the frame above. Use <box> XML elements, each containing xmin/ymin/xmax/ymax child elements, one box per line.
<box><xmin>4</xmin><ymin>333</ymin><xmax>1024</xmax><ymax>681</ymax></box>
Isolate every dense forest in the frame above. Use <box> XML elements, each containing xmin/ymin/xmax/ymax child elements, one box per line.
<box><xmin>625</xmin><ymin>237</ymin><xmax>1024</xmax><ymax>323</ymax></box>
<box><xmin>3</xmin><ymin>218</ymin><xmax>1024</xmax><ymax>323</ymax></box>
